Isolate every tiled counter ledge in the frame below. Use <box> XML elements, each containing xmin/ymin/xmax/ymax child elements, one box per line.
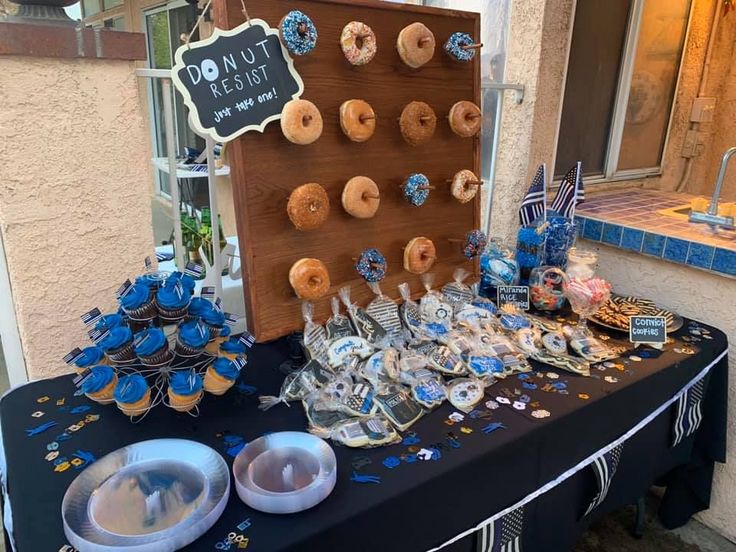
<box><xmin>574</xmin><ymin>189</ymin><xmax>736</xmax><ymax>278</ymax></box>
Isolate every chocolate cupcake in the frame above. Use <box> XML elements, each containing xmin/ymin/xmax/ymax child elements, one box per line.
<box><xmin>133</xmin><ymin>327</ymin><xmax>172</xmax><ymax>366</ymax></box>
<box><xmin>99</xmin><ymin>326</ymin><xmax>136</xmax><ymax>364</ymax></box>
<box><xmin>119</xmin><ymin>283</ymin><xmax>156</xmax><ymax>321</ymax></box>
<box><xmin>201</xmin><ymin>306</ymin><xmax>226</xmax><ymax>340</ymax></box>
<box><xmin>187</xmin><ymin>297</ymin><xmax>213</xmax><ymax>322</ymax></box>
<box><xmin>175</xmin><ymin>319</ymin><xmax>210</xmax><ymax>357</ymax></box>
<box><xmin>156</xmin><ymin>282</ymin><xmax>192</xmax><ymax>323</ymax></box>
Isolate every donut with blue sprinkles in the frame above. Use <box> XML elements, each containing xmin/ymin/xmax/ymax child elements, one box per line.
<box><xmin>403</xmin><ymin>173</ymin><xmax>430</xmax><ymax>206</ymax></box>
<box><xmin>445</xmin><ymin>32</ymin><xmax>476</xmax><ymax>62</ymax></box>
<box><xmin>355</xmin><ymin>248</ymin><xmax>387</xmax><ymax>282</ymax></box>
<box><xmin>462</xmin><ymin>230</ymin><xmax>487</xmax><ymax>259</ymax></box>
<box><xmin>279</xmin><ymin>10</ymin><xmax>318</xmax><ymax>56</ymax></box>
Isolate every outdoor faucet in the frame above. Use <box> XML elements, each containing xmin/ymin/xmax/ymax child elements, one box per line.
<box><xmin>689</xmin><ymin>146</ymin><xmax>736</xmax><ymax>229</ymax></box>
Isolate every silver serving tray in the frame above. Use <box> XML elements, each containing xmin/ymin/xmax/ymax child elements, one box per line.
<box><xmin>63</xmin><ymin>439</ymin><xmax>229</xmax><ymax>551</ymax></box>
<box><xmin>233</xmin><ymin>431</ymin><xmax>336</xmax><ymax>514</ymax></box>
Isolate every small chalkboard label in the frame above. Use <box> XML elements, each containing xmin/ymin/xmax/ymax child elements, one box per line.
<box><xmin>172</xmin><ymin>19</ymin><xmax>305</xmax><ymax>142</ymax></box>
<box><xmin>629</xmin><ymin>316</ymin><xmax>667</xmax><ymax>343</ymax></box>
<box><xmin>497</xmin><ymin>286</ymin><xmax>530</xmax><ymax>310</ymax></box>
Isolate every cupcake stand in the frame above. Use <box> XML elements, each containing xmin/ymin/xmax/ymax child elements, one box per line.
<box><xmin>0</xmin><ymin>1</ymin><xmax>729</xmax><ymax>552</ymax></box>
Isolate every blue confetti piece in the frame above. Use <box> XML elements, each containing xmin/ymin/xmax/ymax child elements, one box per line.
<box><xmin>54</xmin><ymin>456</ymin><xmax>68</xmax><ymax>466</ymax></box>
<box><xmin>73</xmin><ymin>450</ymin><xmax>96</xmax><ymax>464</ymax></box>
<box><xmin>55</xmin><ymin>432</ymin><xmax>72</xmax><ymax>442</ymax></box>
<box><xmin>226</xmin><ymin>442</ymin><xmax>246</xmax><ymax>458</ymax></box>
<box><xmin>482</xmin><ymin>422</ymin><xmax>507</xmax><ymax>434</ymax></box>
<box><xmin>446</xmin><ymin>437</ymin><xmax>461</xmax><ymax>449</ymax></box>
<box><xmin>223</xmin><ymin>435</ymin><xmax>244</xmax><ymax>444</ymax></box>
<box><xmin>70</xmin><ymin>406</ymin><xmax>91</xmax><ymax>414</ymax></box>
<box><xmin>235</xmin><ymin>383</ymin><xmax>257</xmax><ymax>395</ymax></box>
<box><xmin>402</xmin><ymin>434</ymin><xmax>420</xmax><ymax>446</ymax></box>
<box><xmin>551</xmin><ymin>382</ymin><xmax>567</xmax><ymax>390</ymax></box>
<box><xmin>73</xmin><ymin>389</ymin><xmax>84</xmax><ymax>396</ymax></box>
<box><xmin>382</xmin><ymin>456</ymin><xmax>401</xmax><ymax>469</ymax></box>
<box><xmin>517</xmin><ymin>373</ymin><xmax>530</xmax><ymax>380</ymax></box>
<box><xmin>520</xmin><ymin>394</ymin><xmax>531</xmax><ymax>403</ymax></box>
<box><xmin>402</xmin><ymin>454</ymin><xmax>418</xmax><ymax>464</ymax></box>
<box><xmin>350</xmin><ymin>472</ymin><xmax>381</xmax><ymax>484</ymax></box>
<box><xmin>429</xmin><ymin>448</ymin><xmax>442</xmax><ymax>461</ymax></box>
<box><xmin>25</xmin><ymin>421</ymin><xmax>58</xmax><ymax>436</ymax></box>
<box><xmin>522</xmin><ymin>382</ymin><xmax>538</xmax><ymax>390</ymax></box>
<box><xmin>469</xmin><ymin>410</ymin><xmax>482</xmax><ymax>419</ymax></box>
<box><xmin>558</xmin><ymin>389</ymin><xmax>569</xmax><ymax>395</ymax></box>
<box><xmin>236</xmin><ymin>519</ymin><xmax>251</xmax><ymax>531</ymax></box>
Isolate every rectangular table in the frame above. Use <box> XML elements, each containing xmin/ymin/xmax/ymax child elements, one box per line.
<box><xmin>0</xmin><ymin>319</ymin><xmax>727</xmax><ymax>552</ymax></box>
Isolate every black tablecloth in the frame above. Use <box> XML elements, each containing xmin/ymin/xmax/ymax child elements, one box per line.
<box><xmin>0</xmin><ymin>320</ymin><xmax>728</xmax><ymax>552</ymax></box>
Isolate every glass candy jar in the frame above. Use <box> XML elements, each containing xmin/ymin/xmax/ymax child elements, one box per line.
<box><xmin>566</xmin><ymin>247</ymin><xmax>598</xmax><ymax>280</ymax></box>
<box><xmin>542</xmin><ymin>216</ymin><xmax>577</xmax><ymax>268</ymax></box>
<box><xmin>480</xmin><ymin>238</ymin><xmax>520</xmax><ymax>299</ymax></box>
<box><xmin>529</xmin><ymin>266</ymin><xmax>566</xmax><ymax>311</ymax></box>
<box><xmin>563</xmin><ymin>248</ymin><xmax>611</xmax><ymax>333</ymax></box>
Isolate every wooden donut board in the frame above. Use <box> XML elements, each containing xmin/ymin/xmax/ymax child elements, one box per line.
<box><xmin>215</xmin><ymin>0</ymin><xmax>481</xmax><ymax>342</ymax></box>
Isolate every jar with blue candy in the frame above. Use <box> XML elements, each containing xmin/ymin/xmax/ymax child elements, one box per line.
<box><xmin>479</xmin><ymin>238</ymin><xmax>519</xmax><ymax>299</ymax></box>
<box><xmin>541</xmin><ymin>214</ymin><xmax>577</xmax><ymax>268</ymax></box>
<box><xmin>515</xmin><ymin>225</ymin><xmax>544</xmax><ymax>284</ymax></box>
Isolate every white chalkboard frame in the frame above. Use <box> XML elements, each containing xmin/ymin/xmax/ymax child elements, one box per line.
<box><xmin>171</xmin><ymin>19</ymin><xmax>305</xmax><ymax>142</ymax></box>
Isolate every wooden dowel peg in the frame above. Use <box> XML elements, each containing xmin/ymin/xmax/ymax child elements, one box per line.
<box><xmin>359</xmin><ymin>114</ymin><xmax>376</xmax><ymax>122</ymax></box>
<box><xmin>445</xmin><ymin>179</ymin><xmax>483</xmax><ymax>186</ymax></box>
<box><xmin>466</xmin><ymin>113</ymin><xmax>482</xmax><ymax>120</ymax></box>
<box><xmin>419</xmin><ymin>115</ymin><xmax>433</xmax><ymax>123</ymax></box>
<box><xmin>352</xmin><ymin>257</ymin><xmax>383</xmax><ymax>269</ymax></box>
<box><xmin>303</xmin><ymin>114</ymin><xmax>313</xmax><ymax>122</ymax></box>
<box><xmin>447</xmin><ymin>238</ymin><xmax>463</xmax><ymax>243</ymax></box>
<box><xmin>418</xmin><ymin>185</ymin><xmax>435</xmax><ymax>190</ymax></box>
<box><xmin>461</xmin><ymin>43</ymin><xmax>483</xmax><ymax>50</ymax></box>
<box><xmin>362</xmin><ymin>192</ymin><xmax>380</xmax><ymax>200</ymax></box>
<box><xmin>418</xmin><ymin>37</ymin><xmax>433</xmax><ymax>46</ymax></box>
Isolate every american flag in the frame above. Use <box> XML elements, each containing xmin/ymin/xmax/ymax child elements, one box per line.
<box><xmin>584</xmin><ymin>443</ymin><xmax>624</xmax><ymax>517</ymax></box>
<box><xmin>518</xmin><ymin>164</ymin><xmax>547</xmax><ymax>226</ymax></box>
<box><xmin>672</xmin><ymin>377</ymin><xmax>705</xmax><ymax>447</ymax></box>
<box><xmin>550</xmin><ymin>162</ymin><xmax>584</xmax><ymax>219</ymax></box>
<box><xmin>477</xmin><ymin>505</ymin><xmax>524</xmax><ymax>552</ymax></box>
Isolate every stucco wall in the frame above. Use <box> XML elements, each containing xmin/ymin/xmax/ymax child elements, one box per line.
<box><xmin>0</xmin><ymin>56</ymin><xmax>154</xmax><ymax>380</ymax></box>
<box><xmin>588</xmin><ymin>242</ymin><xmax>736</xmax><ymax>541</ymax></box>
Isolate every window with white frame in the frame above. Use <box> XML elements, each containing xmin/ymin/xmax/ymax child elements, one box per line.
<box><xmin>555</xmin><ymin>0</ymin><xmax>693</xmax><ymax>182</ymax></box>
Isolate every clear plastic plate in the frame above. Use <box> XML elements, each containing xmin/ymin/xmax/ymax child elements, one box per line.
<box><xmin>62</xmin><ymin>439</ymin><xmax>229</xmax><ymax>551</ymax></box>
<box><xmin>233</xmin><ymin>431</ymin><xmax>336</xmax><ymax>514</ymax></box>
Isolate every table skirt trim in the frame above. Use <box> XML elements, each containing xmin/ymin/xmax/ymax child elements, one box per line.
<box><xmin>427</xmin><ymin>348</ymin><xmax>728</xmax><ymax>552</ymax></box>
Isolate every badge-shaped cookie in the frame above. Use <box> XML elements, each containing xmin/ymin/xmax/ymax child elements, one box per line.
<box><xmin>341</xmin><ymin>382</ymin><xmax>377</xmax><ymax>416</ymax></box>
<box><xmin>326</xmin><ymin>297</ymin><xmax>356</xmax><ymax>341</ymax></box>
<box><xmin>420</xmin><ymin>292</ymin><xmax>454</xmax><ymax>326</ymax></box>
<box><xmin>442</xmin><ymin>278</ymin><xmax>473</xmax><ymax>313</ymax></box>
<box><xmin>327</xmin><ymin>336</ymin><xmax>373</xmax><ymax>368</ymax></box>
<box><xmin>515</xmin><ymin>328</ymin><xmax>540</xmax><ymax>354</ymax></box>
<box><xmin>455</xmin><ymin>304</ymin><xmax>495</xmax><ymax>326</ymax></box>
<box><xmin>499</xmin><ymin>313</ymin><xmax>531</xmax><ymax>331</ymax></box>
<box><xmin>447</xmin><ymin>378</ymin><xmax>485</xmax><ymax>413</ymax></box>
<box><xmin>301</xmin><ymin>359</ymin><xmax>335</xmax><ymax>387</ymax></box>
<box><xmin>429</xmin><ymin>345</ymin><xmax>466</xmax><ymax>375</ymax></box>
<box><xmin>412</xmin><ymin>378</ymin><xmax>447</xmax><ymax>408</ymax></box>
<box><xmin>305</xmin><ymin>399</ymin><xmax>351</xmax><ymax>431</ymax></box>
<box><xmin>366</xmin><ymin>282</ymin><xmax>402</xmax><ymax>337</ymax></box>
<box><xmin>375</xmin><ymin>385</ymin><xmax>424</xmax><ymax>431</ymax></box>
<box><xmin>570</xmin><ymin>336</ymin><xmax>616</xmax><ymax>363</ymax></box>
<box><xmin>445</xmin><ymin>332</ymin><xmax>475</xmax><ymax>358</ymax></box>
<box><xmin>350</xmin><ymin>307</ymin><xmax>388</xmax><ymax>343</ymax></box>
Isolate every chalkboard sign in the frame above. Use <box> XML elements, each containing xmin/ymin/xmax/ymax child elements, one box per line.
<box><xmin>172</xmin><ymin>19</ymin><xmax>304</xmax><ymax>142</ymax></box>
<box><xmin>497</xmin><ymin>286</ymin><xmax>530</xmax><ymax>310</ymax></box>
<box><xmin>629</xmin><ymin>316</ymin><xmax>667</xmax><ymax>344</ymax></box>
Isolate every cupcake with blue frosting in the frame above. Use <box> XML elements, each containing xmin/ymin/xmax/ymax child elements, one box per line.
<box><xmin>136</xmin><ymin>271</ymin><xmax>170</xmax><ymax>291</ymax></box>
<box><xmin>81</xmin><ymin>365</ymin><xmax>118</xmax><ymax>404</ymax></box>
<box><xmin>133</xmin><ymin>327</ymin><xmax>172</xmax><ymax>366</ymax></box>
<box><xmin>74</xmin><ymin>346</ymin><xmax>107</xmax><ymax>372</ymax></box>
<box><xmin>167</xmin><ymin>370</ymin><xmax>204</xmax><ymax>412</ymax></box>
<box><xmin>204</xmin><ymin>356</ymin><xmax>242</xmax><ymax>395</ymax></box>
<box><xmin>95</xmin><ymin>313</ymin><xmax>125</xmax><ymax>332</ymax></box>
<box><xmin>114</xmin><ymin>374</ymin><xmax>151</xmax><ymax>416</ymax></box>
<box><xmin>201</xmin><ymin>306</ymin><xmax>226</xmax><ymax>339</ymax></box>
<box><xmin>218</xmin><ymin>337</ymin><xmax>247</xmax><ymax>360</ymax></box>
<box><xmin>156</xmin><ymin>281</ymin><xmax>192</xmax><ymax>323</ymax></box>
<box><xmin>175</xmin><ymin>319</ymin><xmax>210</xmax><ymax>357</ymax></box>
<box><xmin>99</xmin><ymin>325</ymin><xmax>136</xmax><ymax>363</ymax></box>
<box><xmin>167</xmin><ymin>271</ymin><xmax>197</xmax><ymax>293</ymax></box>
<box><xmin>188</xmin><ymin>297</ymin><xmax>213</xmax><ymax>320</ymax></box>
<box><xmin>119</xmin><ymin>283</ymin><xmax>156</xmax><ymax>321</ymax></box>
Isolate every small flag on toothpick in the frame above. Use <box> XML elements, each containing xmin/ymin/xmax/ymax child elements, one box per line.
<box><xmin>80</xmin><ymin>308</ymin><xmax>102</xmax><ymax>327</ymax></box>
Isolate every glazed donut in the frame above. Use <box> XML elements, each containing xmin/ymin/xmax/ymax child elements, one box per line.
<box><xmin>342</xmin><ymin>176</ymin><xmax>380</xmax><ymax>219</ymax></box>
<box><xmin>397</xmin><ymin>22</ymin><xmax>435</xmax><ymax>68</ymax></box>
<box><xmin>444</xmin><ymin>32</ymin><xmax>476</xmax><ymax>62</ymax></box>
<box><xmin>450</xmin><ymin>169</ymin><xmax>480</xmax><ymax>203</ymax></box>
<box><xmin>340</xmin><ymin>21</ymin><xmax>377</xmax><ymax>66</ymax></box>
<box><xmin>281</xmin><ymin>99</ymin><xmax>323</xmax><ymax>145</ymax></box>
<box><xmin>289</xmin><ymin>258</ymin><xmax>331</xmax><ymax>300</ymax></box>
<box><xmin>449</xmin><ymin>101</ymin><xmax>482</xmax><ymax>138</ymax></box>
<box><xmin>462</xmin><ymin>229</ymin><xmax>487</xmax><ymax>259</ymax></box>
<box><xmin>279</xmin><ymin>10</ymin><xmax>318</xmax><ymax>56</ymax></box>
<box><xmin>399</xmin><ymin>101</ymin><xmax>436</xmax><ymax>146</ymax></box>
<box><xmin>355</xmin><ymin>248</ymin><xmax>387</xmax><ymax>282</ymax></box>
<box><xmin>404</xmin><ymin>237</ymin><xmax>436</xmax><ymax>274</ymax></box>
<box><xmin>403</xmin><ymin>173</ymin><xmax>430</xmax><ymax>207</ymax></box>
<box><xmin>287</xmin><ymin>183</ymin><xmax>330</xmax><ymax>231</ymax></box>
<box><xmin>339</xmin><ymin>99</ymin><xmax>376</xmax><ymax>142</ymax></box>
